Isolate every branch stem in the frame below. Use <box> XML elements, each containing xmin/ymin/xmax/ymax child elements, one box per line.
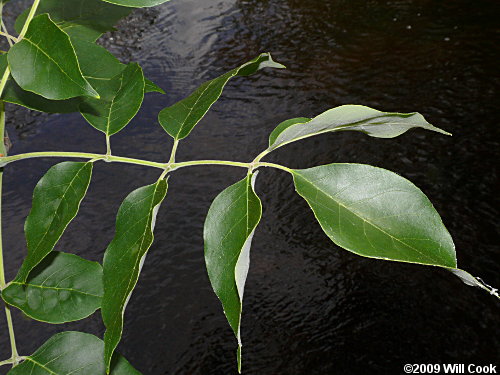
<box><xmin>0</xmin><ymin>30</ymin><xmax>16</xmax><ymax>45</ymax></box>
<box><xmin>0</xmin><ymin>172</ymin><xmax>20</xmax><ymax>365</ymax></box>
<box><xmin>0</xmin><ymin>151</ymin><xmax>294</xmax><ymax>174</ymax></box>
<box><xmin>168</xmin><ymin>139</ymin><xmax>179</xmax><ymax>163</ymax></box>
<box><xmin>0</xmin><ymin>151</ymin><xmax>167</xmax><ymax>169</ymax></box>
<box><xmin>18</xmin><ymin>0</ymin><xmax>41</xmax><ymax>39</ymax></box>
<box><xmin>106</xmin><ymin>135</ymin><xmax>111</xmax><ymax>156</ymax></box>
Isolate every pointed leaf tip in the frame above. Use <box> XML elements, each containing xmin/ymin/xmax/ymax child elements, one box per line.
<box><xmin>204</xmin><ymin>174</ymin><xmax>262</xmax><ymax>372</ymax></box>
<box><xmin>267</xmin><ymin>105</ymin><xmax>451</xmax><ymax>150</ymax></box>
<box><xmin>102</xmin><ymin>179</ymin><xmax>168</xmax><ymax>371</ymax></box>
<box><xmin>158</xmin><ymin>53</ymin><xmax>285</xmax><ymax>140</ymax></box>
<box><xmin>2</xmin><ymin>252</ymin><xmax>103</xmax><ymax>323</ymax></box>
<box><xmin>16</xmin><ymin>161</ymin><xmax>93</xmax><ymax>283</ymax></box>
<box><xmin>8</xmin><ymin>14</ymin><xmax>99</xmax><ymax>100</ymax></box>
<box><xmin>292</xmin><ymin>163</ymin><xmax>457</xmax><ymax>268</ymax></box>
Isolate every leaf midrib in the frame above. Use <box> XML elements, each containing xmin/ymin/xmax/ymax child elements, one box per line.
<box><xmin>22</xmin><ymin>37</ymin><xmax>92</xmax><ymax>96</ymax></box>
<box><xmin>296</xmin><ymin>173</ymin><xmax>443</xmax><ymax>265</ymax></box>
<box><xmin>10</xmin><ymin>281</ymin><xmax>101</xmax><ymax>298</ymax></box>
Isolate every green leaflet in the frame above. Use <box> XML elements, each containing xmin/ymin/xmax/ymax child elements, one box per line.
<box><xmin>102</xmin><ymin>0</ymin><xmax>170</xmax><ymax>7</ymax></box>
<box><xmin>15</xmin><ymin>162</ymin><xmax>93</xmax><ymax>283</ymax></box>
<box><xmin>7</xmin><ymin>331</ymin><xmax>140</xmax><ymax>375</ymax></box>
<box><xmin>268</xmin><ymin>105</ymin><xmax>451</xmax><ymax>151</ymax></box>
<box><xmin>80</xmin><ymin>63</ymin><xmax>145</xmax><ymax>135</ymax></box>
<box><xmin>158</xmin><ymin>53</ymin><xmax>285</xmax><ymax>140</ymax></box>
<box><xmin>0</xmin><ymin>51</ymin><xmax>81</xmax><ymax>113</ymax></box>
<box><xmin>292</xmin><ymin>164</ymin><xmax>457</xmax><ymax>268</ymax></box>
<box><xmin>2</xmin><ymin>252</ymin><xmax>103</xmax><ymax>323</ymax></box>
<box><xmin>8</xmin><ymin>14</ymin><xmax>99</xmax><ymax>100</ymax></box>
<box><xmin>15</xmin><ymin>0</ymin><xmax>132</xmax><ymax>42</ymax></box>
<box><xmin>102</xmin><ymin>179</ymin><xmax>168</xmax><ymax>372</ymax></box>
<box><xmin>204</xmin><ymin>173</ymin><xmax>262</xmax><ymax>373</ymax></box>
<box><xmin>1</xmin><ymin>38</ymin><xmax>158</xmax><ymax>114</ymax></box>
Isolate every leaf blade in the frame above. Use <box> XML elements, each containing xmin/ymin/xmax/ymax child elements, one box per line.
<box><xmin>158</xmin><ymin>53</ymin><xmax>285</xmax><ymax>140</ymax></box>
<box><xmin>7</xmin><ymin>331</ymin><xmax>141</xmax><ymax>375</ymax></box>
<box><xmin>8</xmin><ymin>14</ymin><xmax>99</xmax><ymax>100</ymax></box>
<box><xmin>16</xmin><ymin>161</ymin><xmax>93</xmax><ymax>282</ymax></box>
<box><xmin>204</xmin><ymin>173</ymin><xmax>262</xmax><ymax>371</ymax></box>
<box><xmin>2</xmin><ymin>252</ymin><xmax>103</xmax><ymax>323</ymax></box>
<box><xmin>15</xmin><ymin>0</ymin><xmax>133</xmax><ymax>43</ymax></box>
<box><xmin>292</xmin><ymin>163</ymin><xmax>456</xmax><ymax>268</ymax></box>
<box><xmin>102</xmin><ymin>179</ymin><xmax>168</xmax><ymax>372</ymax></box>
<box><xmin>79</xmin><ymin>63</ymin><xmax>145</xmax><ymax>135</ymax></box>
<box><xmin>268</xmin><ymin>105</ymin><xmax>451</xmax><ymax>150</ymax></box>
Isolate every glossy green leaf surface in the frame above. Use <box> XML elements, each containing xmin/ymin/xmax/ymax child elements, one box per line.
<box><xmin>268</xmin><ymin>105</ymin><xmax>451</xmax><ymax>150</ymax></box>
<box><xmin>80</xmin><ymin>63</ymin><xmax>145</xmax><ymax>135</ymax></box>
<box><xmin>73</xmin><ymin>38</ymin><xmax>126</xmax><ymax>86</ymax></box>
<box><xmin>8</xmin><ymin>14</ymin><xmax>99</xmax><ymax>100</ymax></box>
<box><xmin>15</xmin><ymin>162</ymin><xmax>93</xmax><ymax>282</ymax></box>
<box><xmin>0</xmin><ymin>54</ymin><xmax>82</xmax><ymax>113</ymax></box>
<box><xmin>158</xmin><ymin>53</ymin><xmax>285</xmax><ymax>140</ymax></box>
<box><xmin>204</xmin><ymin>174</ymin><xmax>262</xmax><ymax>371</ymax></box>
<box><xmin>293</xmin><ymin>164</ymin><xmax>456</xmax><ymax>267</ymax></box>
<box><xmin>2</xmin><ymin>252</ymin><xmax>103</xmax><ymax>323</ymax></box>
<box><xmin>15</xmin><ymin>0</ymin><xmax>132</xmax><ymax>42</ymax></box>
<box><xmin>102</xmin><ymin>0</ymin><xmax>170</xmax><ymax>8</ymax></box>
<box><xmin>7</xmin><ymin>331</ymin><xmax>140</xmax><ymax>375</ymax></box>
<box><xmin>102</xmin><ymin>179</ymin><xmax>168</xmax><ymax>372</ymax></box>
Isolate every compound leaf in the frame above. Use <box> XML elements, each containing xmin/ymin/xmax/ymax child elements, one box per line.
<box><xmin>292</xmin><ymin>164</ymin><xmax>456</xmax><ymax>267</ymax></box>
<box><xmin>2</xmin><ymin>252</ymin><xmax>103</xmax><ymax>323</ymax></box>
<box><xmin>204</xmin><ymin>173</ymin><xmax>262</xmax><ymax>372</ymax></box>
<box><xmin>15</xmin><ymin>162</ymin><xmax>93</xmax><ymax>283</ymax></box>
<box><xmin>80</xmin><ymin>63</ymin><xmax>145</xmax><ymax>135</ymax></box>
<box><xmin>7</xmin><ymin>331</ymin><xmax>140</xmax><ymax>375</ymax></box>
<box><xmin>15</xmin><ymin>0</ymin><xmax>132</xmax><ymax>42</ymax></box>
<box><xmin>158</xmin><ymin>53</ymin><xmax>285</xmax><ymax>140</ymax></box>
<box><xmin>8</xmin><ymin>14</ymin><xmax>99</xmax><ymax>100</ymax></box>
<box><xmin>102</xmin><ymin>179</ymin><xmax>168</xmax><ymax>372</ymax></box>
<box><xmin>268</xmin><ymin>105</ymin><xmax>451</xmax><ymax>151</ymax></box>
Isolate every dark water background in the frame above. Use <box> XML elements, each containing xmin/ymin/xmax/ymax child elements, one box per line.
<box><xmin>1</xmin><ymin>0</ymin><xmax>499</xmax><ymax>374</ymax></box>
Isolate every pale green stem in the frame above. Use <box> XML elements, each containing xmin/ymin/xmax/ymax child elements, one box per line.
<box><xmin>0</xmin><ymin>151</ymin><xmax>294</xmax><ymax>174</ymax></box>
<box><xmin>0</xmin><ymin>66</ymin><xmax>10</xmax><ymax>98</ymax></box>
<box><xmin>158</xmin><ymin>140</ymin><xmax>180</xmax><ymax>180</ymax></box>
<box><xmin>106</xmin><ymin>135</ymin><xmax>111</xmax><ymax>156</ymax></box>
<box><xmin>18</xmin><ymin>0</ymin><xmax>41</xmax><ymax>39</ymax></box>
<box><xmin>0</xmin><ymin>151</ymin><xmax>167</xmax><ymax>169</ymax></box>
<box><xmin>168</xmin><ymin>139</ymin><xmax>179</xmax><ymax>163</ymax></box>
<box><xmin>0</xmin><ymin>172</ymin><xmax>19</xmax><ymax>364</ymax></box>
<box><xmin>0</xmin><ymin>356</ymin><xmax>25</xmax><ymax>367</ymax></box>
<box><xmin>0</xmin><ymin>102</ymin><xmax>19</xmax><ymax>364</ymax></box>
<box><xmin>255</xmin><ymin>161</ymin><xmax>293</xmax><ymax>174</ymax></box>
<box><xmin>251</xmin><ymin>149</ymin><xmax>271</xmax><ymax>164</ymax></box>
<box><xmin>0</xmin><ymin>102</ymin><xmax>4</xmax><ymax>157</ymax></box>
<box><xmin>0</xmin><ymin>29</ymin><xmax>16</xmax><ymax>45</ymax></box>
